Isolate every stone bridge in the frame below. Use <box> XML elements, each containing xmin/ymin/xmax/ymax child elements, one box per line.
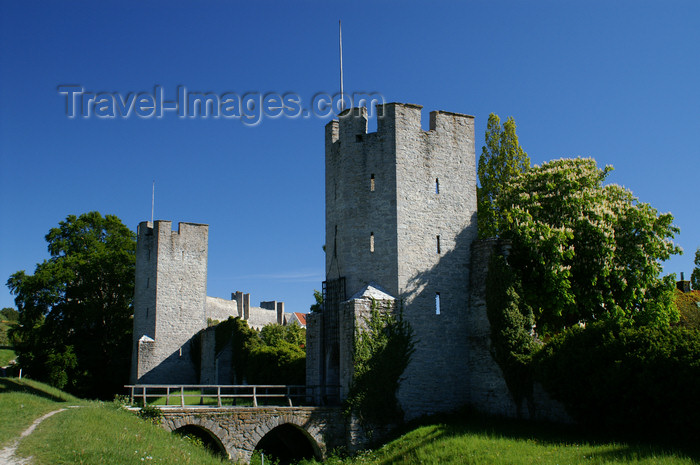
<box><xmin>158</xmin><ymin>406</ymin><xmax>345</xmax><ymax>463</ymax></box>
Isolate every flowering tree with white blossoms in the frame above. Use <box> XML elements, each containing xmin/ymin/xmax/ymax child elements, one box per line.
<box><xmin>499</xmin><ymin>158</ymin><xmax>681</xmax><ymax>334</ymax></box>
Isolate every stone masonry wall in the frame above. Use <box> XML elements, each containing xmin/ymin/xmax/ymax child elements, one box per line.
<box><xmin>131</xmin><ymin>222</ymin><xmax>157</xmax><ymax>383</ymax></box>
<box><xmin>467</xmin><ymin>239</ymin><xmax>516</xmax><ymax>416</ymax></box>
<box><xmin>161</xmin><ymin>407</ymin><xmax>345</xmax><ymax>463</ymax></box>
<box><xmin>325</xmin><ymin>103</ymin><xmax>476</xmax><ymax>420</ymax></box>
<box><xmin>199</xmin><ymin>326</ymin><xmax>217</xmax><ymax>384</ymax></box>
<box><xmin>393</xmin><ymin>104</ymin><xmax>477</xmax><ymax>418</ymax></box>
<box><xmin>305</xmin><ymin>312</ymin><xmax>322</xmax><ymax>395</ymax></box>
<box><xmin>132</xmin><ymin>221</ymin><xmax>208</xmax><ymax>384</ymax></box>
<box><xmin>205</xmin><ymin>296</ymin><xmax>239</xmax><ymax>324</ymax></box>
<box><xmin>325</xmin><ymin>107</ymin><xmax>400</xmax><ymax>297</ymax></box>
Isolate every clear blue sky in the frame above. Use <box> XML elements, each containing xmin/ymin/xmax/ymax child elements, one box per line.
<box><xmin>1</xmin><ymin>1</ymin><xmax>699</xmax><ymax>314</ymax></box>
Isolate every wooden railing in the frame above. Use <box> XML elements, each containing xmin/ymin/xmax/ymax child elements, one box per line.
<box><xmin>124</xmin><ymin>384</ymin><xmax>340</xmax><ymax>408</ymax></box>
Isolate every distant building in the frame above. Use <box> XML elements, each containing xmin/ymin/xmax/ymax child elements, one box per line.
<box><xmin>287</xmin><ymin>312</ymin><xmax>307</xmax><ymax>328</ymax></box>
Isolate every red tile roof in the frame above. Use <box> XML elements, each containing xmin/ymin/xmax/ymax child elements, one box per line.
<box><xmin>294</xmin><ymin>312</ymin><xmax>307</xmax><ymax>326</ymax></box>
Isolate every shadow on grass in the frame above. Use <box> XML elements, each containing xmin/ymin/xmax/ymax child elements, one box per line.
<box><xmin>372</xmin><ymin>407</ymin><xmax>700</xmax><ymax>464</ymax></box>
<box><xmin>0</xmin><ymin>378</ymin><xmax>73</xmax><ymax>403</ymax></box>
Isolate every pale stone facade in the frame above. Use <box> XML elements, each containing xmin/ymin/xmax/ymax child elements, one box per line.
<box><xmin>311</xmin><ymin>103</ymin><xmax>477</xmax><ymax>419</ymax></box>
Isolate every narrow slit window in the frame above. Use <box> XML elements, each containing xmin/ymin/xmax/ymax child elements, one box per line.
<box><xmin>435</xmin><ymin>293</ymin><xmax>441</xmax><ymax>315</ymax></box>
<box><xmin>370</xmin><ymin>174</ymin><xmax>375</xmax><ymax>192</ymax></box>
<box><xmin>436</xmin><ymin>235</ymin><xmax>441</xmax><ymax>254</ymax></box>
<box><xmin>435</xmin><ymin>178</ymin><xmax>440</xmax><ymax>194</ymax></box>
<box><xmin>370</xmin><ymin>232</ymin><xmax>375</xmax><ymax>253</ymax></box>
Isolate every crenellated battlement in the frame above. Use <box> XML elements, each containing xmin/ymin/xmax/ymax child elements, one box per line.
<box><xmin>326</xmin><ymin>102</ymin><xmax>474</xmax><ymax>148</ymax></box>
<box><xmin>137</xmin><ymin>220</ymin><xmax>209</xmax><ymax>241</ymax></box>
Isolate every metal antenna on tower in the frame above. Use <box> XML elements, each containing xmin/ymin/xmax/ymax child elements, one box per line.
<box><xmin>151</xmin><ymin>180</ymin><xmax>155</xmax><ymax>224</ymax></box>
<box><xmin>339</xmin><ymin>20</ymin><xmax>345</xmax><ymax>113</ymax></box>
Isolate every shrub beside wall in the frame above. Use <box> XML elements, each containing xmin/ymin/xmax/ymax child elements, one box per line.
<box><xmin>534</xmin><ymin>322</ymin><xmax>700</xmax><ymax>441</ymax></box>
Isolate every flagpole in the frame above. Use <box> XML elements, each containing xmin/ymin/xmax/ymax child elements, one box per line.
<box><xmin>151</xmin><ymin>180</ymin><xmax>155</xmax><ymax>224</ymax></box>
<box><xmin>339</xmin><ymin>20</ymin><xmax>344</xmax><ymax>112</ymax></box>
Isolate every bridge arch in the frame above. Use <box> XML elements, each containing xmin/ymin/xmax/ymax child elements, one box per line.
<box><xmin>174</xmin><ymin>424</ymin><xmax>228</xmax><ymax>458</ymax></box>
<box><xmin>161</xmin><ymin>415</ymin><xmax>236</xmax><ymax>459</ymax></box>
<box><xmin>158</xmin><ymin>407</ymin><xmax>345</xmax><ymax>463</ymax></box>
<box><xmin>253</xmin><ymin>422</ymin><xmax>322</xmax><ymax>463</ymax></box>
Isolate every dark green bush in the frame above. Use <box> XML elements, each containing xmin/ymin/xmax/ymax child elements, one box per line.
<box><xmin>534</xmin><ymin>322</ymin><xmax>700</xmax><ymax>441</ymax></box>
<box><xmin>137</xmin><ymin>404</ymin><xmax>163</xmax><ymax>425</ymax></box>
<box><xmin>210</xmin><ymin>317</ymin><xmax>306</xmax><ymax>385</ymax></box>
<box><xmin>247</xmin><ymin>342</ymin><xmax>305</xmax><ymax>385</ymax></box>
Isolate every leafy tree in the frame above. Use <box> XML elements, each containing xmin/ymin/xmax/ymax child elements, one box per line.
<box><xmin>247</xmin><ymin>339</ymin><xmax>306</xmax><ymax>385</ymax></box>
<box><xmin>259</xmin><ymin>322</ymin><xmax>305</xmax><ymax>348</ymax></box>
<box><xmin>309</xmin><ymin>289</ymin><xmax>323</xmax><ymax>313</ymax></box>
<box><xmin>212</xmin><ymin>318</ymin><xmax>306</xmax><ymax>385</ymax></box>
<box><xmin>1</xmin><ymin>307</ymin><xmax>19</xmax><ymax>322</ymax></box>
<box><xmin>7</xmin><ymin>212</ymin><xmax>135</xmax><ymax>398</ymax></box>
<box><xmin>692</xmin><ymin>248</ymin><xmax>700</xmax><ymax>291</ymax></box>
<box><xmin>477</xmin><ymin>113</ymin><xmax>530</xmax><ymax>239</ymax></box>
<box><xmin>212</xmin><ymin>317</ymin><xmax>260</xmax><ymax>383</ymax></box>
<box><xmin>0</xmin><ymin>307</ymin><xmax>19</xmax><ymax>346</ymax></box>
<box><xmin>499</xmin><ymin>158</ymin><xmax>681</xmax><ymax>333</ymax></box>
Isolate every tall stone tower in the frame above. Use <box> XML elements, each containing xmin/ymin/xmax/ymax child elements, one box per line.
<box><xmin>314</xmin><ymin>103</ymin><xmax>477</xmax><ymax>418</ymax></box>
<box><xmin>130</xmin><ymin>220</ymin><xmax>209</xmax><ymax>384</ymax></box>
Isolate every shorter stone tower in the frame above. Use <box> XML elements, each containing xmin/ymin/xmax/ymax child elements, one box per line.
<box><xmin>130</xmin><ymin>221</ymin><xmax>209</xmax><ymax>384</ymax></box>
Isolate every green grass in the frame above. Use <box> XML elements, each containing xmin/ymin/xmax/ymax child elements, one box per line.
<box><xmin>0</xmin><ymin>348</ymin><xmax>16</xmax><ymax>367</ymax></box>
<box><xmin>2</xmin><ymin>378</ymin><xmax>227</xmax><ymax>464</ymax></box>
<box><xmin>300</xmin><ymin>413</ymin><xmax>699</xmax><ymax>465</ymax></box>
<box><xmin>0</xmin><ymin>378</ymin><xmax>82</xmax><ymax>446</ymax></box>
<box><xmin>16</xmin><ymin>403</ymin><xmax>228</xmax><ymax>465</ymax></box>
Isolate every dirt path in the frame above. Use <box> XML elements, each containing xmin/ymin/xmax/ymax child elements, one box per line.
<box><xmin>0</xmin><ymin>408</ymin><xmax>67</xmax><ymax>465</ymax></box>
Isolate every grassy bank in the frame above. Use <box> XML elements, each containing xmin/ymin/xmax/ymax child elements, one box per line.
<box><xmin>300</xmin><ymin>412</ymin><xmax>700</xmax><ymax>465</ymax></box>
<box><xmin>16</xmin><ymin>402</ymin><xmax>227</xmax><ymax>465</ymax></box>
<box><xmin>0</xmin><ymin>378</ymin><xmax>81</xmax><ymax>446</ymax></box>
<box><xmin>1</xmin><ymin>378</ymin><xmax>226</xmax><ymax>465</ymax></box>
